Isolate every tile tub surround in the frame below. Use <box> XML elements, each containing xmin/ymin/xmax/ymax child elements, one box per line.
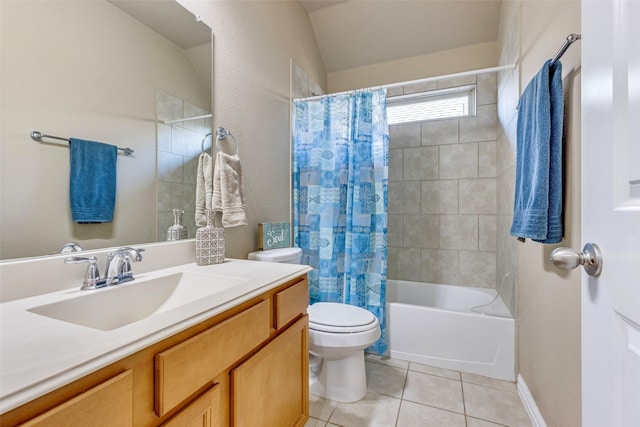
<box><xmin>306</xmin><ymin>355</ymin><xmax>532</xmax><ymax>427</ymax></box>
<box><xmin>387</xmin><ymin>75</ymin><xmax>502</xmax><ymax>289</ymax></box>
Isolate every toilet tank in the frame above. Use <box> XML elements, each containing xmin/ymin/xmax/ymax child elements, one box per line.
<box><xmin>247</xmin><ymin>247</ymin><xmax>302</xmax><ymax>264</ymax></box>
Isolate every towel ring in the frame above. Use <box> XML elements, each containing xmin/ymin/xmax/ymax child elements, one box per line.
<box><xmin>201</xmin><ymin>133</ymin><xmax>212</xmax><ymax>154</ymax></box>
<box><xmin>215</xmin><ymin>127</ymin><xmax>238</xmax><ymax>156</ymax></box>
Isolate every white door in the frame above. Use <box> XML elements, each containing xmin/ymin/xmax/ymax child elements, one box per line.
<box><xmin>582</xmin><ymin>0</ymin><xmax>640</xmax><ymax>426</ymax></box>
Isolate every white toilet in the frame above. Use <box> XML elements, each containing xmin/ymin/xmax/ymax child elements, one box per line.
<box><xmin>247</xmin><ymin>247</ymin><xmax>303</xmax><ymax>264</ymax></box>
<box><xmin>247</xmin><ymin>247</ymin><xmax>381</xmax><ymax>403</ymax></box>
<box><xmin>307</xmin><ymin>302</ymin><xmax>381</xmax><ymax>402</ymax></box>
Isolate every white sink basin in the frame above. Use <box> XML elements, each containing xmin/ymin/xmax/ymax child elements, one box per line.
<box><xmin>28</xmin><ymin>272</ymin><xmax>248</xmax><ymax>331</ymax></box>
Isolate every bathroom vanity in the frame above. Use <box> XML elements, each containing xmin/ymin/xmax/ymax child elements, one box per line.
<box><xmin>0</xmin><ymin>257</ymin><xmax>311</xmax><ymax>426</ymax></box>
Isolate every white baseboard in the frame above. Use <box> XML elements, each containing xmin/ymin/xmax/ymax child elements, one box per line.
<box><xmin>517</xmin><ymin>374</ymin><xmax>547</xmax><ymax>427</ymax></box>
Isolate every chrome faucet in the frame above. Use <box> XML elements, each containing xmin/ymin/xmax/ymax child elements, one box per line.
<box><xmin>59</xmin><ymin>242</ymin><xmax>83</xmax><ymax>254</ymax></box>
<box><xmin>65</xmin><ymin>247</ymin><xmax>145</xmax><ymax>290</ymax></box>
<box><xmin>104</xmin><ymin>247</ymin><xmax>145</xmax><ymax>286</ymax></box>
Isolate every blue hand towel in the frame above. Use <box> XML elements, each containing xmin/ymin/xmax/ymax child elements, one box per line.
<box><xmin>510</xmin><ymin>60</ymin><xmax>564</xmax><ymax>243</ymax></box>
<box><xmin>69</xmin><ymin>138</ymin><xmax>117</xmax><ymax>223</ymax></box>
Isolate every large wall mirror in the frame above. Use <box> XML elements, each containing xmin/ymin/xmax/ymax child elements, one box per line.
<box><xmin>0</xmin><ymin>0</ymin><xmax>212</xmax><ymax>260</ymax></box>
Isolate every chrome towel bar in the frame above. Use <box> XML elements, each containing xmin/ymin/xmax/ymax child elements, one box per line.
<box><xmin>30</xmin><ymin>131</ymin><xmax>134</xmax><ymax>155</ymax></box>
<box><xmin>550</xmin><ymin>33</ymin><xmax>581</xmax><ymax>66</ymax></box>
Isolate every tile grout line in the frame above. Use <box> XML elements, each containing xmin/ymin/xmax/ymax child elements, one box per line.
<box><xmin>401</xmin><ymin>396</ymin><xmax>468</xmax><ymax>419</ymax></box>
<box><xmin>395</xmin><ymin>361</ymin><xmax>409</xmax><ymax>427</ymax></box>
<box><xmin>461</xmin><ymin>379</ymin><xmax>522</xmax><ymax>427</ymax></box>
<box><xmin>461</xmin><ymin>379</ymin><xmax>468</xmax><ymax>426</ymax></box>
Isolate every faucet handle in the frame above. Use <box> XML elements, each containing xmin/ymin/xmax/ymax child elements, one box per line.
<box><xmin>105</xmin><ymin>247</ymin><xmax>145</xmax><ymax>286</ymax></box>
<box><xmin>117</xmin><ymin>254</ymin><xmax>135</xmax><ymax>284</ymax></box>
<box><xmin>132</xmin><ymin>248</ymin><xmax>145</xmax><ymax>262</ymax></box>
<box><xmin>65</xmin><ymin>256</ymin><xmax>106</xmax><ymax>290</ymax></box>
<box><xmin>113</xmin><ymin>247</ymin><xmax>145</xmax><ymax>262</ymax></box>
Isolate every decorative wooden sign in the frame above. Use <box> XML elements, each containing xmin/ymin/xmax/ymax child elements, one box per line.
<box><xmin>258</xmin><ymin>222</ymin><xmax>291</xmax><ymax>250</ymax></box>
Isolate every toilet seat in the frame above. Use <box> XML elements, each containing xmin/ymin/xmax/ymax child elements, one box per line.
<box><xmin>308</xmin><ymin>302</ymin><xmax>378</xmax><ymax>333</ymax></box>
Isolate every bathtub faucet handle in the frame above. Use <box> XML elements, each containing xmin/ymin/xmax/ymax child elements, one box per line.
<box><xmin>549</xmin><ymin>243</ymin><xmax>602</xmax><ymax>277</ymax></box>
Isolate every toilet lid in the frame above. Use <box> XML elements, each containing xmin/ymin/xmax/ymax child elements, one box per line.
<box><xmin>308</xmin><ymin>302</ymin><xmax>377</xmax><ymax>333</ymax></box>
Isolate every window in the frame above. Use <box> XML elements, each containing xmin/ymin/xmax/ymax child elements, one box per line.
<box><xmin>386</xmin><ymin>84</ymin><xmax>476</xmax><ymax>125</ymax></box>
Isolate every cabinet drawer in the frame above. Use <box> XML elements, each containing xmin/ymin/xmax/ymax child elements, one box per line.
<box><xmin>161</xmin><ymin>383</ymin><xmax>220</xmax><ymax>427</ymax></box>
<box><xmin>155</xmin><ymin>300</ymin><xmax>270</xmax><ymax>416</ymax></box>
<box><xmin>22</xmin><ymin>370</ymin><xmax>133</xmax><ymax>427</ymax></box>
<box><xmin>274</xmin><ymin>279</ymin><xmax>308</xmax><ymax>330</ymax></box>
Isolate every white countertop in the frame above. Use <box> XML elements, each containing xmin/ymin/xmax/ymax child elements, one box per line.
<box><xmin>0</xmin><ymin>259</ymin><xmax>311</xmax><ymax>414</ymax></box>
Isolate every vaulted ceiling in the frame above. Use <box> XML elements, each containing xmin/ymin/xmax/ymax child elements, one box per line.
<box><xmin>299</xmin><ymin>0</ymin><xmax>502</xmax><ymax>73</ymax></box>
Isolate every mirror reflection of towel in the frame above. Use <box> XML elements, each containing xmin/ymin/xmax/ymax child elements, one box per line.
<box><xmin>69</xmin><ymin>138</ymin><xmax>117</xmax><ymax>223</ymax></box>
<box><xmin>212</xmin><ymin>151</ymin><xmax>247</xmax><ymax>227</ymax></box>
<box><xmin>195</xmin><ymin>152</ymin><xmax>213</xmax><ymax>227</ymax></box>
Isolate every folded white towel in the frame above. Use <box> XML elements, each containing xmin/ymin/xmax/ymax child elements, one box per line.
<box><xmin>212</xmin><ymin>151</ymin><xmax>247</xmax><ymax>227</ymax></box>
<box><xmin>195</xmin><ymin>152</ymin><xmax>213</xmax><ymax>227</ymax></box>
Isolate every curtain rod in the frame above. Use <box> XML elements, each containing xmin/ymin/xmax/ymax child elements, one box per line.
<box><xmin>293</xmin><ymin>63</ymin><xmax>517</xmax><ymax>102</ymax></box>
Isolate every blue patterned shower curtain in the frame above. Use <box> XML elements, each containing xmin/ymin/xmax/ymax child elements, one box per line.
<box><xmin>292</xmin><ymin>89</ymin><xmax>389</xmax><ymax>354</ymax></box>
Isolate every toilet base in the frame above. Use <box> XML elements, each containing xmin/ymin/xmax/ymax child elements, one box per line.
<box><xmin>309</xmin><ymin>351</ymin><xmax>368</xmax><ymax>403</ymax></box>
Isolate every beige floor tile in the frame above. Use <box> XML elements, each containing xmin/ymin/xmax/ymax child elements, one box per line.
<box><xmin>328</xmin><ymin>391</ymin><xmax>401</xmax><ymax>427</ymax></box>
<box><xmin>397</xmin><ymin>400</ymin><xmax>466</xmax><ymax>427</ymax></box>
<box><xmin>313</xmin><ymin>361</ymin><xmax>529</xmax><ymax>427</ymax></box>
<box><xmin>462</xmin><ymin>372</ymin><xmax>516</xmax><ymax>392</ymax></box>
<box><xmin>365</xmin><ymin>361</ymin><xmax>408</xmax><ymax>398</ymax></box>
<box><xmin>305</xmin><ymin>417</ymin><xmax>327</xmax><ymax>427</ymax></box>
<box><xmin>402</xmin><ymin>371</ymin><xmax>464</xmax><ymax>414</ymax></box>
<box><xmin>408</xmin><ymin>362</ymin><xmax>461</xmax><ymax>380</ymax></box>
<box><xmin>309</xmin><ymin>393</ymin><xmax>338</xmax><ymax>421</ymax></box>
<box><xmin>466</xmin><ymin>416</ymin><xmax>510</xmax><ymax>427</ymax></box>
<box><xmin>365</xmin><ymin>354</ymin><xmax>410</xmax><ymax>370</ymax></box>
<box><xmin>463</xmin><ymin>382</ymin><xmax>532</xmax><ymax>427</ymax></box>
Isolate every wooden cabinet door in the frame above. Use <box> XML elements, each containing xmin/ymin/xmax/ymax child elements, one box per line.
<box><xmin>231</xmin><ymin>316</ymin><xmax>309</xmax><ymax>427</ymax></box>
<box><xmin>20</xmin><ymin>370</ymin><xmax>133</xmax><ymax>427</ymax></box>
<box><xmin>161</xmin><ymin>384</ymin><xmax>220</xmax><ymax>427</ymax></box>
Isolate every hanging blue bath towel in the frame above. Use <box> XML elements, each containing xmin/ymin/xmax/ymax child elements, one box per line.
<box><xmin>510</xmin><ymin>60</ymin><xmax>564</xmax><ymax>243</ymax></box>
<box><xmin>69</xmin><ymin>138</ymin><xmax>117</xmax><ymax>223</ymax></box>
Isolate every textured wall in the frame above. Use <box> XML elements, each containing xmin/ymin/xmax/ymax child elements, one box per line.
<box><xmin>497</xmin><ymin>0</ymin><xmax>583</xmax><ymax>425</ymax></box>
<box><xmin>178</xmin><ymin>0</ymin><xmax>326</xmax><ymax>259</ymax></box>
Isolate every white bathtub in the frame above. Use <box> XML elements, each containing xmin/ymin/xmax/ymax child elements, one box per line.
<box><xmin>386</xmin><ymin>280</ymin><xmax>515</xmax><ymax>381</ymax></box>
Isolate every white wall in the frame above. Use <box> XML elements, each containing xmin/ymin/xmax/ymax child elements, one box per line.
<box><xmin>178</xmin><ymin>0</ymin><xmax>326</xmax><ymax>259</ymax></box>
<box><xmin>328</xmin><ymin>42</ymin><xmax>498</xmax><ymax>93</ymax></box>
<box><xmin>497</xmin><ymin>0</ymin><xmax>582</xmax><ymax>425</ymax></box>
<box><xmin>0</xmin><ymin>0</ymin><xmax>210</xmax><ymax>259</ymax></box>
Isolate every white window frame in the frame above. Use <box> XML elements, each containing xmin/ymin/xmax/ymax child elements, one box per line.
<box><xmin>386</xmin><ymin>84</ymin><xmax>477</xmax><ymax>125</ymax></box>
